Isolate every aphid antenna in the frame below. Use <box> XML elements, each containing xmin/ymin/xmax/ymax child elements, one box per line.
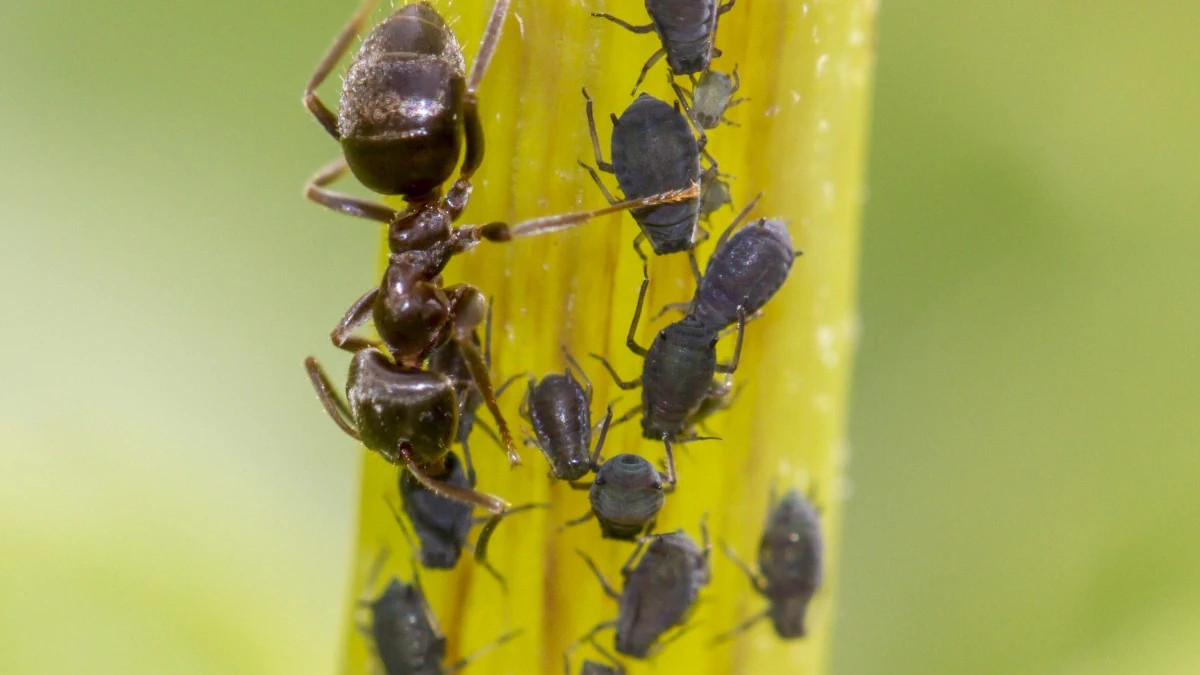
<box><xmin>712</xmin><ymin>192</ymin><xmax>764</xmax><ymax>250</ymax></box>
<box><xmin>560</xmin><ymin>345</ymin><xmax>594</xmax><ymax>401</ymax></box>
<box><xmin>718</xmin><ymin>540</ymin><xmax>766</xmax><ymax>595</ymax></box>
<box><xmin>708</xmin><ymin>609</ymin><xmax>769</xmax><ymax>646</ymax></box>
<box><xmin>576</xmin><ymin>549</ymin><xmax>622</xmax><ymax>600</ymax></box>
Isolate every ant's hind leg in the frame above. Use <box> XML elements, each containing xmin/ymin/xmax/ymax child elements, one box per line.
<box><xmin>305</xmin><ymin>157</ymin><xmax>397</xmax><ymax>223</ymax></box>
<box><xmin>304</xmin><ymin>356</ymin><xmax>361</xmax><ymax>440</ymax></box>
<box><xmin>304</xmin><ymin>0</ymin><xmax>382</xmax><ymax>139</ymax></box>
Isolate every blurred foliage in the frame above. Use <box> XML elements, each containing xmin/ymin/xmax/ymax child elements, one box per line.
<box><xmin>0</xmin><ymin>0</ymin><xmax>1196</xmax><ymax>674</ymax></box>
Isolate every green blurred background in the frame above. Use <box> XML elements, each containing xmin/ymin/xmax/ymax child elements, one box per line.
<box><xmin>1</xmin><ymin>0</ymin><xmax>1196</xmax><ymax>673</ymax></box>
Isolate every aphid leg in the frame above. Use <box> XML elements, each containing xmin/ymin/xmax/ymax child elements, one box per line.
<box><xmin>619</xmin><ymin>537</ymin><xmax>650</xmax><ymax>577</ymax></box>
<box><xmin>626</xmin><ymin>268</ymin><xmax>651</xmax><ymax>356</ymax></box>
<box><xmin>589</xmin><ymin>354</ymin><xmax>642</xmax><ymax>390</ymax></box>
<box><xmin>578</xmin><ymin>161</ymin><xmax>620</xmax><ymax>203</ymax></box>
<box><xmin>660</xmin><ymin>436</ymin><xmax>679</xmax><ymax>490</ymax></box>
<box><xmin>303</xmin><ymin>0</ymin><xmax>381</xmax><ymax>138</ymax></box>
<box><xmin>559</xmin><ymin>509</ymin><xmax>595</xmax><ymax>526</ymax></box>
<box><xmin>590</xmin><ymin>11</ymin><xmax>655</xmax><ymax>33</ymax></box>
<box><xmin>631</xmin><ymin>48</ymin><xmax>667</xmax><ymax>95</ymax></box>
<box><xmin>577</xmin><ymin>549</ymin><xmax>623</xmax><ymax>599</ymax></box>
<box><xmin>651</xmin><ymin>301</ymin><xmax>693</xmax><ymax>322</ymax></box>
<box><xmin>714</xmin><ymin>306</ymin><xmax>747</xmax><ymax>374</ymax></box>
<box><xmin>730</xmin><ymin>64</ymin><xmax>743</xmax><ymax>96</ymax></box>
<box><xmin>688</xmin><ymin>248</ymin><xmax>704</xmax><ymax>286</ymax></box>
<box><xmin>470</xmin><ymin>184</ymin><xmax>700</xmax><ymax>241</ymax></box>
<box><xmin>717</xmin><ymin>0</ymin><xmax>737</xmax><ymax>16</ymax></box>
<box><xmin>304</xmin><ymin>357</ymin><xmax>361</xmax><ymax>440</ymax></box>
<box><xmin>588</xmin><ymin>637</ymin><xmax>628</xmax><ymax>675</ymax></box>
<box><xmin>445</xmin><ymin>628</ymin><xmax>523</xmax><ymax>674</ymax></box>
<box><xmin>384</xmin><ymin>498</ymin><xmax>423</xmax><ymax>559</ymax></box>
<box><xmin>305</xmin><ymin>157</ymin><xmax>398</xmax><ymax>222</ymax></box>
<box><xmin>714</xmin><ymin>192</ymin><xmax>764</xmax><ymax>249</ymax></box>
<box><xmin>647</xmin><ymin>621</ymin><xmax>699</xmax><ymax>658</ymax></box>
<box><xmin>493</xmin><ymin>372</ymin><xmax>526</xmax><ymax>401</ymax></box>
<box><xmin>719</xmin><ymin>541</ymin><xmax>767</xmax><ymax>594</ymax></box>
<box><xmin>330</xmin><ymin>287</ymin><xmax>381</xmax><ymax>352</ymax></box>
<box><xmin>671</xmin><ymin>83</ymin><xmax>710</xmax><ymax>149</ymax></box>
<box><xmin>581</xmin><ymin>88</ymin><xmax>615</xmax><ymax>172</ymax></box>
<box><xmin>709</xmin><ymin>609</ymin><xmax>770</xmax><ymax>645</ymax></box>
<box><xmin>589</xmin><ymin>405</ymin><xmax>615</xmax><ymax>466</ymax></box>
<box><xmin>610</xmin><ymin>401</ymin><xmax>642</xmax><ymax>427</ymax></box>
<box><xmin>561</xmin><ymin>346</ymin><xmax>594</xmax><ymax>402</ymax></box>
<box><xmin>632</xmin><ymin>233</ymin><xmax>651</xmax><ymax>264</ymax></box>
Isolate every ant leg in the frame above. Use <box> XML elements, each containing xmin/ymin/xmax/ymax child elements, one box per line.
<box><xmin>304</xmin><ymin>356</ymin><xmax>361</xmax><ymax>441</ymax></box>
<box><xmin>453</xmin><ymin>331</ymin><xmax>521</xmax><ymax>467</ymax></box>
<box><xmin>631</xmin><ymin>49</ymin><xmax>667</xmax><ymax>95</ymax></box>
<box><xmin>561</xmin><ymin>346</ymin><xmax>594</xmax><ymax>402</ymax></box>
<box><xmin>588</xmin><ymin>354</ymin><xmax>642</xmax><ymax>390</ymax></box>
<box><xmin>582</xmin><ymin>88</ymin><xmax>615</xmax><ymax>172</ymax></box>
<box><xmin>303</xmin><ymin>0</ymin><xmax>381</xmax><ymax>138</ymax></box>
<box><xmin>445</xmin><ymin>628</ymin><xmax>523</xmax><ymax>674</ymax></box>
<box><xmin>483</xmin><ymin>298</ymin><xmax>494</xmax><ymax>369</ymax></box>
<box><xmin>398</xmin><ymin>445</ymin><xmax>508</xmax><ymax>514</ymax></box>
<box><xmin>591</xmin><ymin>12</ymin><xmax>655</xmax><ymax>33</ymax></box>
<box><xmin>330</xmin><ymin>287</ymin><xmax>381</xmax><ymax>353</ymax></box>
<box><xmin>714</xmin><ymin>192</ymin><xmax>763</xmax><ymax>250</ymax></box>
<box><xmin>625</xmin><ymin>268</ymin><xmax>651</xmax><ymax>356</ymax></box>
<box><xmin>305</xmin><ymin>157</ymin><xmax>397</xmax><ymax>223</ymax></box>
<box><xmin>715</xmin><ymin>306</ymin><xmax>746</xmax><ymax>374</ymax></box>
<box><xmin>717</xmin><ymin>0</ymin><xmax>737</xmax><ymax>15</ymax></box>
<box><xmin>660</xmin><ymin>436</ymin><xmax>678</xmax><ymax>490</ymax></box>
<box><xmin>473</xmin><ymin>183</ymin><xmax>700</xmax><ymax>241</ymax></box>
<box><xmin>576</xmin><ymin>550</ymin><xmax>622</xmax><ymax>599</ymax></box>
<box><xmin>578</xmin><ymin>161</ymin><xmax>619</xmax><ymax>204</ymax></box>
<box><xmin>710</xmin><ymin>609</ymin><xmax>770</xmax><ymax>646</ymax></box>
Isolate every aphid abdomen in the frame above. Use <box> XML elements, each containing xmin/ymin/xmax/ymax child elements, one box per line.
<box><xmin>646</xmin><ymin>0</ymin><xmax>719</xmax><ymax>75</ymax></box>
<box><xmin>528</xmin><ymin>375</ymin><xmax>593</xmax><ymax>481</ymax></box>
<box><xmin>370</xmin><ymin>581</ymin><xmax>447</xmax><ymax>675</ymax></box>
<box><xmin>759</xmin><ymin>490</ymin><xmax>824</xmax><ymax>639</ymax></box>
<box><xmin>615</xmin><ymin>533</ymin><xmax>707</xmax><ymax>658</ymax></box>
<box><xmin>400</xmin><ymin>452</ymin><xmax>473</xmax><ymax>569</ymax></box>
<box><xmin>612</xmin><ymin>95</ymin><xmax>701</xmax><ymax>254</ymax></box>
<box><xmin>347</xmin><ymin>348</ymin><xmax>458</xmax><ymax>465</ymax></box>
<box><xmin>589</xmin><ymin>454</ymin><xmax>666</xmax><ymax>540</ymax></box>
<box><xmin>338</xmin><ymin>4</ymin><xmax>468</xmax><ymax>198</ymax></box>
<box><xmin>640</xmin><ymin>321</ymin><xmax>717</xmax><ymax>439</ymax></box>
<box><xmin>694</xmin><ymin>218</ymin><xmax>795</xmax><ymax>330</ymax></box>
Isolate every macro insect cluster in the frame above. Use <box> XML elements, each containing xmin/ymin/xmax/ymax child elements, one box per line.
<box><xmin>300</xmin><ymin>0</ymin><xmax>825</xmax><ymax>672</ymax></box>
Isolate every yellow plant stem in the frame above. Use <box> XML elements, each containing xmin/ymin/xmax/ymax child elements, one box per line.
<box><xmin>335</xmin><ymin>0</ymin><xmax>875</xmax><ymax>673</ymax></box>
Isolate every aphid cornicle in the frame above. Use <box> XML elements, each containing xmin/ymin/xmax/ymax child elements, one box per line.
<box><xmin>579</xmin><ymin>90</ymin><xmax>712</xmax><ymax>259</ymax></box>
<box><xmin>591</xmin><ymin>266</ymin><xmax>747</xmax><ymax>445</ymax></box>
<box><xmin>361</xmin><ymin>554</ymin><xmax>520</xmax><ymax>674</ymax></box>
<box><xmin>302</xmin><ymin>0</ymin><xmax>701</xmax><ymax>468</ymax></box>
<box><xmin>593</xmin><ymin>0</ymin><xmax>738</xmax><ymax>93</ymax></box>
<box><xmin>716</xmin><ymin>488</ymin><xmax>825</xmax><ymax>641</ymax></box>
<box><xmin>577</xmin><ymin>522</ymin><xmax>712</xmax><ymax>659</ymax></box>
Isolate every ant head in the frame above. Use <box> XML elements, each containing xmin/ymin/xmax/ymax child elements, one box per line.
<box><xmin>590</xmin><ymin>454</ymin><xmax>666</xmax><ymax>536</ymax></box>
<box><xmin>375</xmin><ymin>270</ymin><xmax>450</xmax><ymax>366</ymax></box>
<box><xmin>389</xmin><ymin>201</ymin><xmax>453</xmax><ymax>256</ymax></box>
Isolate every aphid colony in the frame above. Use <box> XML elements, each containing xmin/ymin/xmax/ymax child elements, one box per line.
<box><xmin>300</xmin><ymin>0</ymin><xmax>822</xmax><ymax>671</ymax></box>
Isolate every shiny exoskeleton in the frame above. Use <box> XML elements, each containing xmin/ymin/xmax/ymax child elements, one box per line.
<box><xmin>592</xmin><ymin>267</ymin><xmax>746</xmax><ymax>444</ymax></box>
<box><xmin>580</xmin><ymin>91</ymin><xmax>711</xmax><ymax>258</ymax></box>
<box><xmin>692</xmin><ymin>216</ymin><xmax>798</xmax><ymax>331</ymax></box>
<box><xmin>673</xmin><ymin>67</ymin><xmax>744</xmax><ymax>130</ymax></box>
<box><xmin>363</xmin><ymin>559</ymin><xmax>520</xmax><ymax>674</ymax></box>
<box><xmin>398</xmin><ymin>451</ymin><xmax>474</xmax><ymax>570</ymax></box>
<box><xmin>511</xmin><ymin>349</ymin><xmax>614</xmax><ymax>481</ymax></box>
<box><xmin>717</xmin><ymin>489</ymin><xmax>824</xmax><ymax>640</ymax></box>
<box><xmin>303</xmin><ymin>1</ymin><xmax>701</xmax><ymax>467</ymax></box>
<box><xmin>578</xmin><ymin>524</ymin><xmax>711</xmax><ymax>658</ymax></box>
<box><xmin>593</xmin><ymin>0</ymin><xmax>738</xmax><ymax>93</ymax></box>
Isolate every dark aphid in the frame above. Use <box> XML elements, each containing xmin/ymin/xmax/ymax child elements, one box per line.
<box><xmin>592</xmin><ymin>0</ymin><xmax>738</xmax><ymax>93</ymax></box>
<box><xmin>303</xmin><ymin>0</ymin><xmax>701</xmax><ymax>466</ymax></box>
<box><xmin>361</xmin><ymin>555</ymin><xmax>520</xmax><ymax>674</ymax></box>
<box><xmin>673</xmin><ymin>67</ymin><xmax>745</xmax><ymax>130</ymax></box>
<box><xmin>579</xmin><ymin>90</ymin><xmax>708</xmax><ymax>258</ymax></box>
<box><xmin>692</xmin><ymin>213</ymin><xmax>799</xmax><ymax>331</ymax></box>
<box><xmin>398</xmin><ymin>451</ymin><xmax>474</xmax><ymax>570</ymax></box>
<box><xmin>591</xmin><ymin>266</ymin><xmax>746</xmax><ymax>444</ymax></box>
<box><xmin>578</xmin><ymin>522</ymin><xmax>712</xmax><ymax>659</ymax></box>
<box><xmin>587</xmin><ymin>452</ymin><xmax>674</xmax><ymax>540</ymax></box>
<box><xmin>715</xmin><ymin>488</ymin><xmax>824</xmax><ymax>641</ymax></box>
<box><xmin>516</xmin><ymin>349</ymin><xmax>613</xmax><ymax>481</ymax></box>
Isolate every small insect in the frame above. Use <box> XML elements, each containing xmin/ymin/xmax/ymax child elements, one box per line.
<box><xmin>359</xmin><ymin>551</ymin><xmax>520</xmax><ymax>674</ymax></box>
<box><xmin>592</xmin><ymin>0</ymin><xmax>738</xmax><ymax>93</ymax></box>
<box><xmin>507</xmin><ymin>348</ymin><xmax>615</xmax><ymax>482</ymax></box>
<box><xmin>304</xmin><ymin>0</ymin><xmax>700</xmax><ymax>465</ymax></box>
<box><xmin>672</xmin><ymin>67</ymin><xmax>745</xmax><ymax>130</ymax></box>
<box><xmin>591</xmin><ymin>266</ymin><xmax>747</xmax><ymax>445</ymax></box>
<box><xmin>691</xmin><ymin>212</ymin><xmax>799</xmax><ymax>332</ymax></box>
<box><xmin>563</xmin><ymin>636</ymin><xmax>626</xmax><ymax>675</ymax></box>
<box><xmin>699</xmin><ymin>169</ymin><xmax>734</xmax><ymax>221</ymax></box>
<box><xmin>577</xmin><ymin>521</ymin><xmax>712</xmax><ymax>658</ymax></box>
<box><xmin>715</xmin><ymin>488</ymin><xmax>824</xmax><ymax>641</ymax></box>
<box><xmin>579</xmin><ymin>90</ymin><xmax>714</xmax><ymax>259</ymax></box>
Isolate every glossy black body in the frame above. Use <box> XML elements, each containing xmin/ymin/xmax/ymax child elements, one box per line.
<box><xmin>640</xmin><ymin>317</ymin><xmax>718</xmax><ymax>440</ymax></box>
<box><xmin>612</xmin><ymin>95</ymin><xmax>702</xmax><ymax>255</ymax></box>
<box><xmin>758</xmin><ymin>489</ymin><xmax>824</xmax><ymax>638</ymax></box>
<box><xmin>399</xmin><ymin>451</ymin><xmax>473</xmax><ymax>569</ymax></box>
<box><xmin>645</xmin><ymin>0</ymin><xmax>724</xmax><ymax>76</ymax></box>
<box><xmin>693</xmin><ymin>218</ymin><xmax>795</xmax><ymax>331</ymax></box>
<box><xmin>368</xmin><ymin>579</ymin><xmax>447</xmax><ymax>675</ymax></box>
<box><xmin>527</xmin><ymin>371</ymin><xmax>593</xmax><ymax>481</ymax></box>
<box><xmin>347</xmin><ymin>347</ymin><xmax>458</xmax><ymax>467</ymax></box>
<box><xmin>589</xmin><ymin>454</ymin><xmax>667</xmax><ymax>540</ymax></box>
<box><xmin>615</xmin><ymin>531</ymin><xmax>710</xmax><ymax>658</ymax></box>
<box><xmin>339</xmin><ymin>3</ymin><xmax>467</xmax><ymax>200</ymax></box>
